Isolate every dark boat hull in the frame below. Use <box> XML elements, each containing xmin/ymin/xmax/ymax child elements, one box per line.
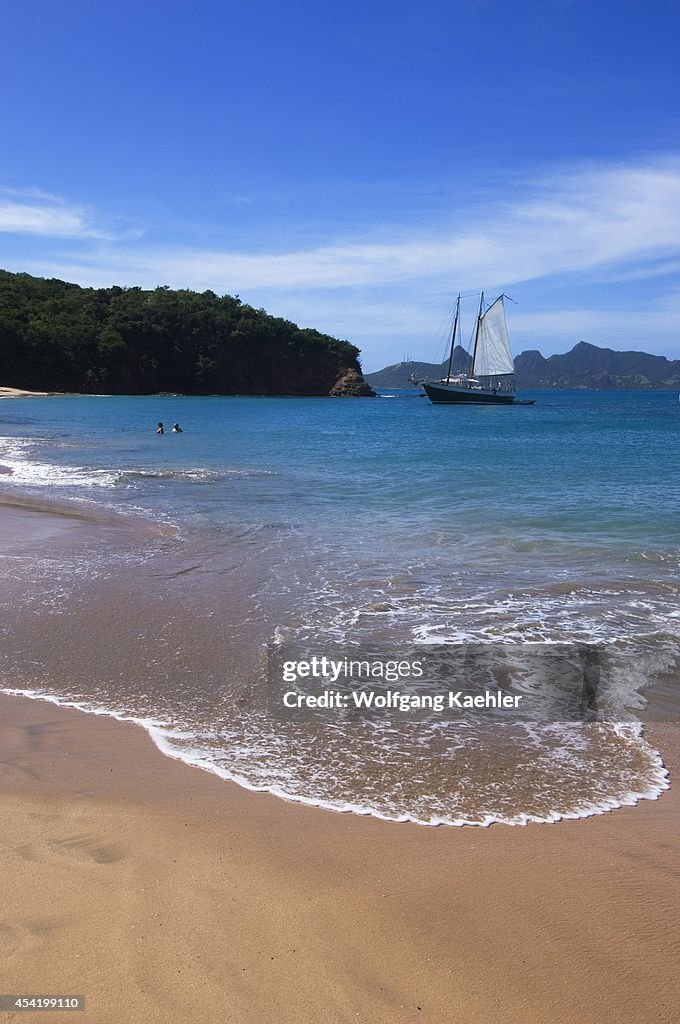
<box><xmin>423</xmin><ymin>382</ymin><xmax>534</xmax><ymax>405</ymax></box>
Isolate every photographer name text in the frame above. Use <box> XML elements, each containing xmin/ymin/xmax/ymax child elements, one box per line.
<box><xmin>282</xmin><ymin>689</ymin><xmax>523</xmax><ymax>711</ymax></box>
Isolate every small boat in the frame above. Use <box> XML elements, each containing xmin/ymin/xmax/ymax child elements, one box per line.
<box><xmin>418</xmin><ymin>293</ymin><xmax>535</xmax><ymax>405</ymax></box>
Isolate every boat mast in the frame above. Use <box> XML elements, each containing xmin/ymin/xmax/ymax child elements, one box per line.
<box><xmin>445</xmin><ymin>295</ymin><xmax>460</xmax><ymax>383</ymax></box>
<box><xmin>470</xmin><ymin>291</ymin><xmax>484</xmax><ymax>379</ymax></box>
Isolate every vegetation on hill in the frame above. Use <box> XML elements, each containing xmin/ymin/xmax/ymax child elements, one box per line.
<box><xmin>0</xmin><ymin>269</ymin><xmax>374</xmax><ymax>396</ymax></box>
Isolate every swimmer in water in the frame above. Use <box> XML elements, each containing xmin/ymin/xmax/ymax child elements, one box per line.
<box><xmin>156</xmin><ymin>422</ymin><xmax>164</xmax><ymax>434</ymax></box>
<box><xmin>171</xmin><ymin>423</ymin><xmax>183</xmax><ymax>433</ymax></box>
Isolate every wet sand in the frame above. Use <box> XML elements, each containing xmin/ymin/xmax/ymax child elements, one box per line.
<box><xmin>1</xmin><ymin>691</ymin><xmax>678</xmax><ymax>1024</ymax></box>
<box><xmin>1</xmin><ymin>492</ymin><xmax>679</xmax><ymax>1023</ymax></box>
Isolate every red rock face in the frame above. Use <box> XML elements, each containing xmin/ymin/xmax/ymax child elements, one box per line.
<box><xmin>329</xmin><ymin>368</ymin><xmax>376</xmax><ymax>397</ymax></box>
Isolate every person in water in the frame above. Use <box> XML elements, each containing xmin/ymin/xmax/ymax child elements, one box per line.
<box><xmin>171</xmin><ymin>423</ymin><xmax>183</xmax><ymax>433</ymax></box>
<box><xmin>156</xmin><ymin>422</ymin><xmax>164</xmax><ymax>434</ymax></box>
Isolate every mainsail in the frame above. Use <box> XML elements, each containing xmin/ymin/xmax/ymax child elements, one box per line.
<box><xmin>473</xmin><ymin>296</ymin><xmax>515</xmax><ymax>377</ymax></box>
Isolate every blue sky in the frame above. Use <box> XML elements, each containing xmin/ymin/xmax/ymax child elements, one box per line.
<box><xmin>1</xmin><ymin>0</ymin><xmax>679</xmax><ymax>371</ymax></box>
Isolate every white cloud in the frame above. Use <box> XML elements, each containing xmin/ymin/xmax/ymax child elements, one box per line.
<box><xmin>0</xmin><ymin>186</ymin><xmax>67</xmax><ymax>203</ymax></box>
<box><xmin>0</xmin><ymin>201</ymin><xmax>87</xmax><ymax>237</ymax></box>
<box><xmin>9</xmin><ymin>158</ymin><xmax>680</xmax><ymax>285</ymax></box>
<box><xmin>119</xmin><ymin>160</ymin><xmax>680</xmax><ymax>290</ymax></box>
<box><xmin>0</xmin><ymin>189</ymin><xmax>112</xmax><ymax>238</ymax></box>
<box><xmin>4</xmin><ymin>157</ymin><xmax>680</xmax><ymax>366</ymax></box>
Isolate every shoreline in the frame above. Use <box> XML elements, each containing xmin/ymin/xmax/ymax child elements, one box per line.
<box><xmin>0</xmin><ymin>386</ymin><xmax>68</xmax><ymax>398</ymax></box>
<box><xmin>1</xmin><ymin>690</ymin><xmax>679</xmax><ymax>1023</ymax></box>
<box><xmin>0</xmin><ymin>487</ymin><xmax>675</xmax><ymax>831</ymax></box>
<box><xmin>4</xmin><ymin>684</ymin><xmax>671</xmax><ymax>830</ymax></box>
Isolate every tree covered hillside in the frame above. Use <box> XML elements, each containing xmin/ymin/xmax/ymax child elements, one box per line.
<box><xmin>0</xmin><ymin>270</ymin><xmax>373</xmax><ymax>396</ymax></box>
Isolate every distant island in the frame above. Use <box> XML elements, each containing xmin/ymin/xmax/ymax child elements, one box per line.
<box><xmin>0</xmin><ymin>269</ymin><xmax>375</xmax><ymax>397</ymax></box>
<box><xmin>366</xmin><ymin>342</ymin><xmax>680</xmax><ymax>391</ymax></box>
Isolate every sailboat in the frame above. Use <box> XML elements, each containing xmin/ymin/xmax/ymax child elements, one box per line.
<box><xmin>419</xmin><ymin>292</ymin><xmax>535</xmax><ymax>405</ymax></box>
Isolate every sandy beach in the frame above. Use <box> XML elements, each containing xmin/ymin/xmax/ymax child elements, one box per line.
<box><xmin>1</xmin><ymin>689</ymin><xmax>678</xmax><ymax>1024</ymax></box>
<box><xmin>0</xmin><ymin>387</ymin><xmax>64</xmax><ymax>399</ymax></box>
<box><xmin>1</xmin><ymin>442</ymin><xmax>679</xmax><ymax>1024</ymax></box>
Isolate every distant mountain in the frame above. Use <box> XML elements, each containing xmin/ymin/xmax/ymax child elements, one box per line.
<box><xmin>367</xmin><ymin>341</ymin><xmax>680</xmax><ymax>391</ymax></box>
<box><xmin>365</xmin><ymin>346</ymin><xmax>471</xmax><ymax>388</ymax></box>
<box><xmin>515</xmin><ymin>342</ymin><xmax>680</xmax><ymax>390</ymax></box>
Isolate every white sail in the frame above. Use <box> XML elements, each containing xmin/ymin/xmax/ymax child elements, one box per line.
<box><xmin>473</xmin><ymin>296</ymin><xmax>515</xmax><ymax>376</ymax></box>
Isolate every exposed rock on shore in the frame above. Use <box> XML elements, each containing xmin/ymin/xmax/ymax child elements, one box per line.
<box><xmin>329</xmin><ymin>368</ymin><xmax>376</xmax><ymax>397</ymax></box>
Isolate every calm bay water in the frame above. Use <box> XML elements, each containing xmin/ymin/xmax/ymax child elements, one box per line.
<box><xmin>1</xmin><ymin>389</ymin><xmax>679</xmax><ymax>825</ymax></box>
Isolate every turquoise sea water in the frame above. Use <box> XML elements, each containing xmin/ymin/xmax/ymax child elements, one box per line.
<box><xmin>3</xmin><ymin>389</ymin><xmax>679</xmax><ymax>541</ymax></box>
<box><xmin>1</xmin><ymin>389</ymin><xmax>679</xmax><ymax>825</ymax></box>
